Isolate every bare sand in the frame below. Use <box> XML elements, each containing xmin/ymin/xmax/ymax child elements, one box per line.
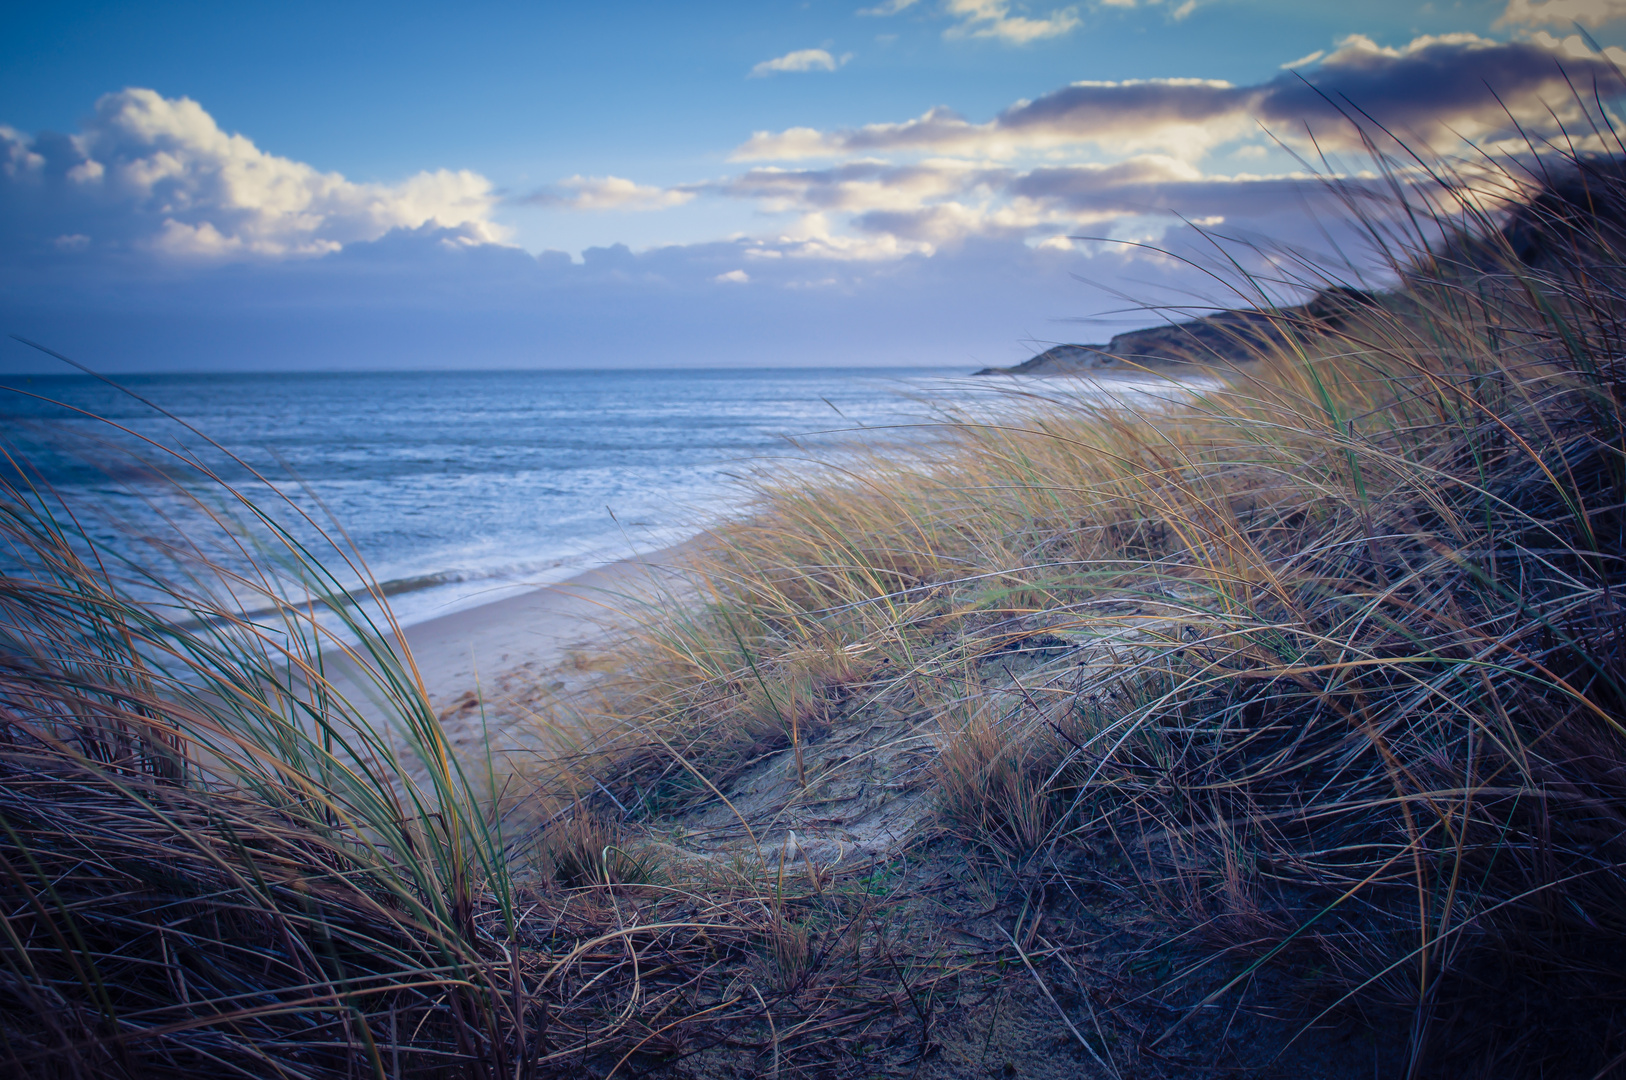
<box><xmin>413</xmin><ymin>536</ymin><xmax>692</xmax><ymax>705</ymax></box>
<box><xmin>296</xmin><ymin>539</ymin><xmax>704</xmax><ymax>797</ymax></box>
<box><xmin>414</xmin><ymin>543</ymin><xmax>690</xmax><ymax>695</ymax></box>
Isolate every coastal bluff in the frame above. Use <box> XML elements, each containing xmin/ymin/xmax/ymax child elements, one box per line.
<box><xmin>978</xmin><ymin>163</ymin><xmax>1626</xmax><ymax>378</ymax></box>
<box><xmin>974</xmin><ymin>285</ymin><xmax>1381</xmax><ymax>375</ymax></box>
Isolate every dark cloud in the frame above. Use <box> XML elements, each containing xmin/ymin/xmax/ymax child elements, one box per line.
<box><xmin>737</xmin><ymin>33</ymin><xmax>1626</xmax><ymax>159</ymax></box>
<box><xmin>2</xmin><ymin>219</ymin><xmax>1214</xmax><ymax>372</ymax></box>
<box><xmin>1253</xmin><ymin>34</ymin><xmax>1620</xmax><ymax>145</ymax></box>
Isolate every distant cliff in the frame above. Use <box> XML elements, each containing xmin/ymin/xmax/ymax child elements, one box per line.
<box><xmin>974</xmin><ymin>286</ymin><xmax>1381</xmax><ymax>376</ymax></box>
<box><xmin>980</xmin><ymin>159</ymin><xmax>1626</xmax><ymax>377</ymax></box>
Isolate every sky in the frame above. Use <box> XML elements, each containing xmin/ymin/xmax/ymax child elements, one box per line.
<box><xmin>4</xmin><ymin>0</ymin><xmax>1626</xmax><ymax>372</ymax></box>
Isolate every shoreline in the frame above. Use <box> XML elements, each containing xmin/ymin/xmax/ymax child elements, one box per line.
<box><xmin>396</xmin><ymin>537</ymin><xmax>702</xmax><ymax>741</ymax></box>
<box><xmin>392</xmin><ymin>370</ymin><xmax>1212</xmax><ymax>728</ymax></box>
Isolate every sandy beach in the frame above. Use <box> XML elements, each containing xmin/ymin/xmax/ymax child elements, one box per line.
<box><xmin>390</xmin><ymin>538</ymin><xmax>699</xmax><ymax>766</ymax></box>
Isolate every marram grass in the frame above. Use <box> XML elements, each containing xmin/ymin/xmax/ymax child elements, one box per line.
<box><xmin>575</xmin><ymin>143</ymin><xmax>1626</xmax><ymax>1076</ymax></box>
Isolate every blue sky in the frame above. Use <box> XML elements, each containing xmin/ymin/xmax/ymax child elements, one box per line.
<box><xmin>4</xmin><ymin>0</ymin><xmax>1626</xmax><ymax>371</ymax></box>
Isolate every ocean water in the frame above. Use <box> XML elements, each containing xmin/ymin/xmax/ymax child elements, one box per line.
<box><xmin>3</xmin><ymin>367</ymin><xmax>1012</xmax><ymax>627</ymax></box>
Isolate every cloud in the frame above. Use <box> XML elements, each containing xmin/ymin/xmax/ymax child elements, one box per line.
<box><xmin>698</xmin><ymin>149</ymin><xmax>1341</xmax><ymax>257</ymax></box>
<box><xmin>1497</xmin><ymin>0</ymin><xmax>1626</xmax><ymax>27</ymax></box>
<box><xmin>734</xmin><ymin>84</ymin><xmax>1249</xmax><ymax>160</ymax></box>
<box><xmin>8</xmin><ymin>37</ymin><xmax>1620</xmax><ymax>379</ymax></box>
<box><xmin>942</xmin><ymin>0</ymin><xmax>1080</xmax><ymax>43</ymax></box>
<box><xmin>0</xmin><ymin>88</ymin><xmax>506</xmax><ymax>261</ymax></box>
<box><xmin>522</xmin><ymin>175</ymin><xmax>695</xmax><ymax>211</ymax></box>
<box><xmin>858</xmin><ymin>0</ymin><xmax>1078</xmax><ymax>43</ymax></box>
<box><xmin>839</xmin><ymin>159</ymin><xmax>1342</xmax><ymax>249</ymax></box>
<box><xmin>708</xmin><ymin>35</ymin><xmax>1626</xmax><ymax>258</ymax></box>
<box><xmin>712</xmin><ymin>158</ymin><xmax>1007</xmax><ymax>213</ymax></box>
<box><xmin>1004</xmin><ymin>163</ymin><xmax>1330</xmax><ymax>222</ymax></box>
<box><xmin>734</xmin><ymin>33</ymin><xmax>1626</xmax><ymax>161</ymax></box>
<box><xmin>0</xmin><ymin>217</ymin><xmax>1202</xmax><ymax>373</ymax></box>
<box><xmin>750</xmin><ymin>49</ymin><xmax>848</xmax><ymax>76</ymax></box>
<box><xmin>858</xmin><ymin>0</ymin><xmax>921</xmax><ymax>14</ymax></box>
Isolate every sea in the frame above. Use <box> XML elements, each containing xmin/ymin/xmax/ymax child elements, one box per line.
<box><xmin>2</xmin><ymin>367</ymin><xmax>1020</xmax><ymax>628</ymax></box>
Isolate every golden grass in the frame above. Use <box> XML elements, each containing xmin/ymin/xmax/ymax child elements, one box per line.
<box><xmin>569</xmin><ymin>145</ymin><xmax>1626</xmax><ymax>1075</ymax></box>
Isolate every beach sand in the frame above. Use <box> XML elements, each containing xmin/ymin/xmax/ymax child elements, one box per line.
<box><xmin>309</xmin><ymin>539</ymin><xmax>699</xmax><ymax>800</ymax></box>
<box><xmin>413</xmin><ymin>544</ymin><xmax>690</xmax><ymax>698</ymax></box>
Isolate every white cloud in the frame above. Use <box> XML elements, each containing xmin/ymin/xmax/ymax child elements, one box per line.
<box><xmin>0</xmin><ymin>87</ymin><xmax>1397</xmax><ymax>377</ymax></box>
<box><xmin>1497</xmin><ymin>0</ymin><xmax>1626</xmax><ymax>26</ymax></box>
<box><xmin>714</xmin><ymin>158</ymin><xmax>1006</xmax><ymax>213</ymax></box>
<box><xmin>1</xmin><ymin>125</ymin><xmax>46</xmax><ymax>178</ymax></box>
<box><xmin>733</xmin><ymin>126</ymin><xmax>842</xmax><ymax>160</ymax></box>
<box><xmin>698</xmin><ymin>149</ymin><xmax>1330</xmax><ymax>259</ymax></box>
<box><xmin>153</xmin><ymin>217</ymin><xmax>276</xmax><ymax>258</ymax></box>
<box><xmin>942</xmin><ymin>0</ymin><xmax>1080</xmax><ymax>43</ymax></box>
<box><xmin>761</xmin><ymin>211</ymin><xmax>938</xmax><ymax>259</ymax></box>
<box><xmin>750</xmin><ymin>49</ymin><xmax>848</xmax><ymax>76</ymax></box>
<box><xmin>9</xmin><ymin>35</ymin><xmax>1622</xmax><ymax>373</ymax></box>
<box><xmin>0</xmin><ymin>88</ymin><xmax>506</xmax><ymax>259</ymax></box>
<box><xmin>529</xmin><ymin>175</ymin><xmax>695</xmax><ymax>211</ymax></box>
<box><xmin>1281</xmin><ymin>49</ymin><xmax>1325</xmax><ymax>69</ymax></box>
<box><xmin>857</xmin><ymin>0</ymin><xmax>1079</xmax><ymax>43</ymax></box>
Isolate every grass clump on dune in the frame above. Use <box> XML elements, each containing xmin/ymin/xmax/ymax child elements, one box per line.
<box><xmin>581</xmin><ymin>141</ymin><xmax>1626</xmax><ymax>1075</ymax></box>
<box><xmin>0</xmin><ymin>400</ymin><xmax>569</xmax><ymax>1076</ymax></box>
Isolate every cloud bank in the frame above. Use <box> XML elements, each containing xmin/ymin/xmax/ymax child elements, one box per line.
<box><xmin>5</xmin><ymin>30</ymin><xmax>1626</xmax><ymax>373</ymax></box>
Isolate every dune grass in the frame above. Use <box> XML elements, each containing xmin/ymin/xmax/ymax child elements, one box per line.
<box><xmin>568</xmin><ymin>140</ymin><xmax>1626</xmax><ymax>1074</ymax></box>
<box><xmin>0</xmin><ymin>360</ymin><xmax>970</xmax><ymax>1077</ymax></box>
<box><xmin>0</xmin><ymin>389</ymin><xmax>553</xmax><ymax>1075</ymax></box>
<box><xmin>9</xmin><ymin>128</ymin><xmax>1626</xmax><ymax>1077</ymax></box>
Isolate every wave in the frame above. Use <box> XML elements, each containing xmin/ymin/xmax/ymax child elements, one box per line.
<box><xmin>171</xmin><ymin>533</ymin><xmax>695</xmax><ymax>634</ymax></box>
